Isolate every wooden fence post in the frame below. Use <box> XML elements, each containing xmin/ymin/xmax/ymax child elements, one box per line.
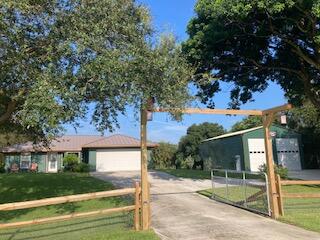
<box><xmin>134</xmin><ymin>182</ymin><xmax>141</xmax><ymax>230</ymax></box>
<box><xmin>276</xmin><ymin>174</ymin><xmax>284</xmax><ymax>216</ymax></box>
<box><xmin>263</xmin><ymin>113</ymin><xmax>280</xmax><ymax>219</ymax></box>
<box><xmin>148</xmin><ymin>183</ymin><xmax>151</xmax><ymax>225</ymax></box>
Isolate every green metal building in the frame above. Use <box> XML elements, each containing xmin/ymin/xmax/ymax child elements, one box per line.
<box><xmin>200</xmin><ymin>125</ymin><xmax>303</xmax><ymax>172</ymax></box>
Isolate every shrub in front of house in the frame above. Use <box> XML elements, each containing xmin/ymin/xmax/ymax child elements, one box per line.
<box><xmin>0</xmin><ymin>158</ymin><xmax>5</xmax><ymax>173</ymax></box>
<box><xmin>74</xmin><ymin>162</ymin><xmax>90</xmax><ymax>173</ymax></box>
<box><xmin>63</xmin><ymin>154</ymin><xmax>79</xmax><ymax>172</ymax></box>
<box><xmin>63</xmin><ymin>154</ymin><xmax>90</xmax><ymax>173</ymax></box>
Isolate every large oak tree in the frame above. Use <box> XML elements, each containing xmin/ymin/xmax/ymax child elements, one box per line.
<box><xmin>0</xmin><ymin>0</ymin><xmax>193</xmax><ymax>143</ymax></box>
<box><xmin>183</xmin><ymin>0</ymin><xmax>320</xmax><ymax>109</ymax></box>
<box><xmin>176</xmin><ymin>122</ymin><xmax>225</xmax><ymax>169</ymax></box>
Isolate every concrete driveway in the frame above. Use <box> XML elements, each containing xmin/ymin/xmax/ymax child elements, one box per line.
<box><xmin>92</xmin><ymin>171</ymin><xmax>320</xmax><ymax>240</ymax></box>
<box><xmin>289</xmin><ymin>170</ymin><xmax>320</xmax><ymax>180</ymax></box>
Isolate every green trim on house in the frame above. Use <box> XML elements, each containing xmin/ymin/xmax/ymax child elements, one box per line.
<box><xmin>88</xmin><ymin>150</ymin><xmax>96</xmax><ymax>171</ymax></box>
<box><xmin>4</xmin><ymin>154</ymin><xmax>20</xmax><ymax>170</ymax></box>
<box><xmin>4</xmin><ymin>152</ymin><xmax>64</xmax><ymax>173</ymax></box>
<box><xmin>82</xmin><ymin>149</ymin><xmax>96</xmax><ymax>171</ymax></box>
<box><xmin>31</xmin><ymin>153</ymin><xmax>47</xmax><ymax>172</ymax></box>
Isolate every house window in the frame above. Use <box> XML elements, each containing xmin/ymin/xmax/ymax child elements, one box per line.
<box><xmin>20</xmin><ymin>153</ymin><xmax>31</xmax><ymax>169</ymax></box>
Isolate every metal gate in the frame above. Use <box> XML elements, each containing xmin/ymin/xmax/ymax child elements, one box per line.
<box><xmin>210</xmin><ymin>169</ymin><xmax>271</xmax><ymax>216</ymax></box>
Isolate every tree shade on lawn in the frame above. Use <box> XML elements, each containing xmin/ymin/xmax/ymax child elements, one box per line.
<box><xmin>0</xmin><ymin>215</ymin><xmax>159</xmax><ymax>240</ymax></box>
<box><xmin>160</xmin><ymin>169</ymin><xmax>211</xmax><ymax>179</ymax></box>
<box><xmin>0</xmin><ymin>173</ymin><xmax>159</xmax><ymax>239</ymax></box>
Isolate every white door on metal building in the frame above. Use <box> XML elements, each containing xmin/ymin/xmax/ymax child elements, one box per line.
<box><xmin>276</xmin><ymin>138</ymin><xmax>301</xmax><ymax>171</ymax></box>
<box><xmin>248</xmin><ymin>139</ymin><xmax>266</xmax><ymax>172</ymax></box>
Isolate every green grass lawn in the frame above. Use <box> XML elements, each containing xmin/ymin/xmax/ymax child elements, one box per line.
<box><xmin>0</xmin><ymin>173</ymin><xmax>159</xmax><ymax>240</ymax></box>
<box><xmin>160</xmin><ymin>169</ymin><xmax>211</xmax><ymax>179</ymax></box>
<box><xmin>160</xmin><ymin>169</ymin><xmax>263</xmax><ymax>180</ymax></box>
<box><xmin>278</xmin><ymin>185</ymin><xmax>320</xmax><ymax>233</ymax></box>
<box><xmin>198</xmin><ymin>185</ymin><xmax>269</xmax><ymax>214</ymax></box>
<box><xmin>199</xmin><ymin>185</ymin><xmax>320</xmax><ymax>233</ymax></box>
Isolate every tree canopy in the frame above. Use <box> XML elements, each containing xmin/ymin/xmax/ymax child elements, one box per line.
<box><xmin>287</xmin><ymin>101</ymin><xmax>320</xmax><ymax>168</ymax></box>
<box><xmin>230</xmin><ymin>116</ymin><xmax>262</xmax><ymax>132</ymax></box>
<box><xmin>176</xmin><ymin>122</ymin><xmax>225</xmax><ymax>169</ymax></box>
<box><xmin>0</xmin><ymin>0</ymin><xmax>193</xmax><ymax>143</ymax></box>
<box><xmin>183</xmin><ymin>0</ymin><xmax>320</xmax><ymax>109</ymax></box>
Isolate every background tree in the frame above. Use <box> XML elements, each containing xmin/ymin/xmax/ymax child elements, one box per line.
<box><xmin>0</xmin><ymin>0</ymin><xmax>193</xmax><ymax>144</ymax></box>
<box><xmin>287</xmin><ymin>102</ymin><xmax>320</xmax><ymax>168</ymax></box>
<box><xmin>183</xmin><ymin>0</ymin><xmax>320</xmax><ymax>109</ymax></box>
<box><xmin>230</xmin><ymin>116</ymin><xmax>262</xmax><ymax>132</ymax></box>
<box><xmin>150</xmin><ymin>142</ymin><xmax>177</xmax><ymax>169</ymax></box>
<box><xmin>176</xmin><ymin>122</ymin><xmax>225</xmax><ymax>169</ymax></box>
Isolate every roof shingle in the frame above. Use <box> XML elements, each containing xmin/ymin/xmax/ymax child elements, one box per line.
<box><xmin>1</xmin><ymin>134</ymin><xmax>157</xmax><ymax>153</ymax></box>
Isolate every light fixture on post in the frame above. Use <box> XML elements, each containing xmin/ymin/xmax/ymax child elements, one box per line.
<box><xmin>278</xmin><ymin>112</ymin><xmax>287</xmax><ymax>125</ymax></box>
<box><xmin>280</xmin><ymin>114</ymin><xmax>287</xmax><ymax>125</ymax></box>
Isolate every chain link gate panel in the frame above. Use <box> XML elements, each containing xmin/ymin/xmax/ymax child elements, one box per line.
<box><xmin>210</xmin><ymin>169</ymin><xmax>271</xmax><ymax>216</ymax></box>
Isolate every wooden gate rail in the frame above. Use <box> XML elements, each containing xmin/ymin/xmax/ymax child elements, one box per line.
<box><xmin>276</xmin><ymin>175</ymin><xmax>320</xmax><ymax>216</ymax></box>
<box><xmin>0</xmin><ymin>182</ymin><xmax>141</xmax><ymax>230</ymax></box>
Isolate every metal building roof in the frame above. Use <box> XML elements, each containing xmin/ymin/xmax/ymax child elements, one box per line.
<box><xmin>202</xmin><ymin>126</ymin><xmax>263</xmax><ymax>142</ymax></box>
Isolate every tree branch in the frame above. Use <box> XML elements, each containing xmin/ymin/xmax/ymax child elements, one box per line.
<box><xmin>0</xmin><ymin>100</ymin><xmax>17</xmax><ymax>125</ymax></box>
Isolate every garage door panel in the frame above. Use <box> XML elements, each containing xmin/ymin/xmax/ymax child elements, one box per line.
<box><xmin>276</xmin><ymin>138</ymin><xmax>299</xmax><ymax>151</ymax></box>
<box><xmin>276</xmin><ymin>138</ymin><xmax>301</xmax><ymax>171</ymax></box>
<box><xmin>96</xmin><ymin>149</ymin><xmax>141</xmax><ymax>172</ymax></box>
<box><xmin>248</xmin><ymin>139</ymin><xmax>266</xmax><ymax>172</ymax></box>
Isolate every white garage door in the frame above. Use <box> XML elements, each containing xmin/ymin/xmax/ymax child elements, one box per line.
<box><xmin>248</xmin><ymin>139</ymin><xmax>266</xmax><ymax>172</ymax></box>
<box><xmin>96</xmin><ymin>149</ymin><xmax>141</xmax><ymax>172</ymax></box>
<box><xmin>276</xmin><ymin>138</ymin><xmax>301</xmax><ymax>171</ymax></box>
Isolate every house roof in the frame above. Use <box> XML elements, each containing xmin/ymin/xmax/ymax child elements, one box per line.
<box><xmin>202</xmin><ymin>126</ymin><xmax>263</xmax><ymax>142</ymax></box>
<box><xmin>83</xmin><ymin>134</ymin><xmax>158</xmax><ymax>148</ymax></box>
<box><xmin>1</xmin><ymin>134</ymin><xmax>157</xmax><ymax>153</ymax></box>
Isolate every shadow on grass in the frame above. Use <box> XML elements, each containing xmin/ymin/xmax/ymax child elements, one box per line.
<box><xmin>0</xmin><ymin>196</ymin><xmax>129</xmax><ymax>223</ymax></box>
<box><xmin>0</xmin><ymin>173</ymin><xmax>126</xmax><ymax>222</ymax></box>
<box><xmin>0</xmin><ymin>213</ymin><xmax>133</xmax><ymax>240</ymax></box>
<box><xmin>0</xmin><ymin>173</ymin><xmax>113</xmax><ymax>204</ymax></box>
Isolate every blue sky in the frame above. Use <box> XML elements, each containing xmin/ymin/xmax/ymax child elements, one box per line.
<box><xmin>65</xmin><ymin>0</ymin><xmax>286</xmax><ymax>143</ymax></box>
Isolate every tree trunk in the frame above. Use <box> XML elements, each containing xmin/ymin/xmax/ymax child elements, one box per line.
<box><xmin>0</xmin><ymin>100</ymin><xmax>16</xmax><ymax>125</ymax></box>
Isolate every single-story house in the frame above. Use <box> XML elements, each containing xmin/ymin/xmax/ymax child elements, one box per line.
<box><xmin>199</xmin><ymin>125</ymin><xmax>304</xmax><ymax>172</ymax></box>
<box><xmin>1</xmin><ymin>134</ymin><xmax>157</xmax><ymax>173</ymax></box>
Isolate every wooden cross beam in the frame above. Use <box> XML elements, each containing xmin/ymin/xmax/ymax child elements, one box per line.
<box><xmin>262</xmin><ymin>104</ymin><xmax>292</xmax><ymax>115</ymax></box>
<box><xmin>154</xmin><ymin>108</ymin><xmax>263</xmax><ymax>116</ymax></box>
<box><xmin>153</xmin><ymin>103</ymin><xmax>292</xmax><ymax>116</ymax></box>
